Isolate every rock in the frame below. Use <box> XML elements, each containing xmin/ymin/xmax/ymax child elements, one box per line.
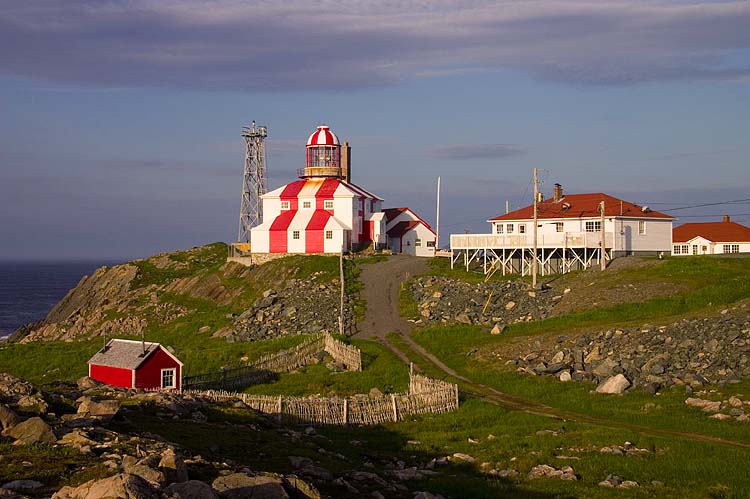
<box><xmin>455</xmin><ymin>313</ymin><xmax>472</xmax><ymax>324</ymax></box>
<box><xmin>3</xmin><ymin>417</ymin><xmax>56</xmax><ymax>445</ymax></box>
<box><xmin>505</xmin><ymin>301</ymin><xmax>516</xmax><ymax>310</ymax></box>
<box><xmin>212</xmin><ymin>474</ymin><xmax>289</xmax><ymax>499</ymax></box>
<box><xmin>51</xmin><ymin>473</ymin><xmax>158</xmax><ymax>499</ymax></box>
<box><xmin>0</xmin><ymin>404</ymin><xmax>21</xmax><ymax>430</ymax></box>
<box><xmin>122</xmin><ymin>464</ymin><xmax>165</xmax><ymax>487</ymax></box>
<box><xmin>163</xmin><ymin>481</ymin><xmax>219</xmax><ymax>499</ymax></box>
<box><xmin>76</xmin><ymin>376</ymin><xmax>102</xmax><ymax>390</ymax></box>
<box><xmin>490</xmin><ymin>324</ymin><xmax>505</xmax><ymax>335</ymax></box>
<box><xmin>17</xmin><ymin>395</ymin><xmax>48</xmax><ymax>414</ymax></box>
<box><xmin>596</xmin><ymin>374</ymin><xmax>631</xmax><ymax>394</ymax></box>
<box><xmin>550</xmin><ymin>351</ymin><xmax>565</xmax><ymax>364</ymax></box>
<box><xmin>76</xmin><ymin>397</ymin><xmax>120</xmax><ymax>419</ymax></box>
<box><xmin>559</xmin><ymin>371</ymin><xmax>572</xmax><ymax>382</ymax></box>
<box><xmin>159</xmin><ymin>448</ymin><xmax>189</xmax><ymax>483</ymax></box>
<box><xmin>620</xmin><ymin>480</ymin><xmax>640</xmax><ymax>488</ymax></box>
<box><xmin>527</xmin><ymin>464</ymin><xmax>577</xmax><ymax>481</ymax></box>
<box><xmin>413</xmin><ymin>492</ymin><xmax>446</xmax><ymax>499</ymax></box>
<box><xmin>282</xmin><ymin>476</ymin><xmax>320</xmax><ymax>499</ymax></box>
<box><xmin>1</xmin><ymin>480</ymin><xmax>43</xmax><ymax>493</ymax></box>
<box><xmin>592</xmin><ymin>358</ymin><xmax>618</xmax><ymax>378</ymax></box>
<box><xmin>451</xmin><ymin>453</ymin><xmax>475</xmax><ymax>463</ymax></box>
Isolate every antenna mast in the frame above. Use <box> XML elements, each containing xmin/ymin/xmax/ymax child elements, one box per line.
<box><xmin>238</xmin><ymin>121</ymin><xmax>268</xmax><ymax>243</ymax></box>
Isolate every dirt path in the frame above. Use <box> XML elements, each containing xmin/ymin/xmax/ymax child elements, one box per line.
<box><xmin>355</xmin><ymin>255</ymin><xmax>427</xmax><ymax>363</ymax></box>
<box><xmin>356</xmin><ymin>256</ymin><xmax>750</xmax><ymax>451</ymax></box>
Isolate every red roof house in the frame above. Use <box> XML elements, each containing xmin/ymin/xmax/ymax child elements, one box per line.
<box><xmin>384</xmin><ymin>208</ymin><xmax>436</xmax><ymax>257</ymax></box>
<box><xmin>672</xmin><ymin>216</ymin><xmax>750</xmax><ymax>255</ymax></box>
<box><xmin>88</xmin><ymin>339</ymin><xmax>183</xmax><ymax>391</ymax></box>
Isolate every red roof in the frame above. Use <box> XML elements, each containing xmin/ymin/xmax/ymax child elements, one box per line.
<box><xmin>387</xmin><ymin>221</ymin><xmax>421</xmax><ymax>238</ymax></box>
<box><xmin>489</xmin><ymin>193</ymin><xmax>673</xmax><ymax>221</ymax></box>
<box><xmin>383</xmin><ymin>207</ymin><xmax>408</xmax><ymax>223</ymax></box>
<box><xmin>306</xmin><ymin>125</ymin><xmax>339</xmax><ymax>146</ymax></box>
<box><xmin>673</xmin><ymin>221</ymin><xmax>750</xmax><ymax>243</ymax></box>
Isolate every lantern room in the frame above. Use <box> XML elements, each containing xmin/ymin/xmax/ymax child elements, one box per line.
<box><xmin>302</xmin><ymin>125</ymin><xmax>342</xmax><ymax>178</ymax></box>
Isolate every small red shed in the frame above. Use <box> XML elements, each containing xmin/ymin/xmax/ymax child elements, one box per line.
<box><xmin>88</xmin><ymin>339</ymin><xmax>183</xmax><ymax>391</ymax></box>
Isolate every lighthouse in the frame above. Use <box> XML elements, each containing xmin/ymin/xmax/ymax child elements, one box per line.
<box><xmin>248</xmin><ymin>124</ymin><xmax>435</xmax><ymax>256</ymax></box>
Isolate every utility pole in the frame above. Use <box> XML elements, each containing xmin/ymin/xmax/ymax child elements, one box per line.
<box><xmin>339</xmin><ymin>246</ymin><xmax>345</xmax><ymax>335</ymax></box>
<box><xmin>435</xmin><ymin>176</ymin><xmax>441</xmax><ymax>253</ymax></box>
<box><xmin>532</xmin><ymin>167</ymin><xmax>538</xmax><ymax>288</ymax></box>
<box><xmin>600</xmin><ymin>200</ymin><xmax>606</xmax><ymax>271</ymax></box>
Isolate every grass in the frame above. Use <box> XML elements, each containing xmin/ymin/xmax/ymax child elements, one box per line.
<box><xmin>0</xmin><ymin>443</ymin><xmax>112</xmax><ymax>489</ymax></box>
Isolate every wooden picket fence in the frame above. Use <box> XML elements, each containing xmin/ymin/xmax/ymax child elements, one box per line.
<box><xmin>183</xmin><ymin>333</ymin><xmax>362</xmax><ymax>391</ymax></box>
<box><xmin>186</xmin><ymin>371</ymin><xmax>459</xmax><ymax>426</ymax></box>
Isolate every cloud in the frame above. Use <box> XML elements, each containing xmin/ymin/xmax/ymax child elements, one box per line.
<box><xmin>429</xmin><ymin>144</ymin><xmax>525</xmax><ymax>160</ymax></box>
<box><xmin>1</xmin><ymin>1</ymin><xmax>749</xmax><ymax>90</ymax></box>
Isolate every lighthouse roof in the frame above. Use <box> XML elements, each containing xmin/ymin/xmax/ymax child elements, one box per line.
<box><xmin>306</xmin><ymin>125</ymin><xmax>340</xmax><ymax>147</ymax></box>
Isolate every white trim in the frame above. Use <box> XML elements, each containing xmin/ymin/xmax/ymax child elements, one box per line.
<box><xmin>132</xmin><ymin>369</ymin><xmax>136</xmax><ymax>388</ymax></box>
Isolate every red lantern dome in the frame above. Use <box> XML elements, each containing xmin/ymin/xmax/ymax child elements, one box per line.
<box><xmin>302</xmin><ymin>125</ymin><xmax>342</xmax><ymax>178</ymax></box>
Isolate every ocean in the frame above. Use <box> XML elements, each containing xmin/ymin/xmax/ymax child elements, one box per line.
<box><xmin>0</xmin><ymin>261</ymin><xmax>117</xmax><ymax>339</ymax></box>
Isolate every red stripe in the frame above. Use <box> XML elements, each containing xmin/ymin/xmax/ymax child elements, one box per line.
<box><xmin>305</xmin><ymin>210</ymin><xmax>331</xmax><ymax>252</ymax></box>
<box><xmin>280</xmin><ymin>180</ymin><xmax>305</xmax><ymax>210</ymax></box>
<box><xmin>315</xmin><ymin>178</ymin><xmax>339</xmax><ymax>210</ymax></box>
<box><xmin>270</xmin><ymin>211</ymin><xmax>296</xmax><ymax>252</ymax></box>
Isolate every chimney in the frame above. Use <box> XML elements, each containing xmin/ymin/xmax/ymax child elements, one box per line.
<box><xmin>723</xmin><ymin>215</ymin><xmax>731</xmax><ymax>223</ymax></box>
<box><xmin>341</xmin><ymin>141</ymin><xmax>351</xmax><ymax>183</ymax></box>
<box><xmin>553</xmin><ymin>183</ymin><xmax>563</xmax><ymax>202</ymax></box>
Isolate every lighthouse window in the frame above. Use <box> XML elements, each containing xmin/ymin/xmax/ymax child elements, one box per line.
<box><xmin>302</xmin><ymin>201</ymin><xmax>311</xmax><ymax>209</ymax></box>
<box><xmin>325</xmin><ymin>230</ymin><xmax>333</xmax><ymax>240</ymax></box>
<box><xmin>293</xmin><ymin>231</ymin><xmax>300</xmax><ymax>240</ymax></box>
<box><xmin>281</xmin><ymin>201</ymin><xmax>290</xmax><ymax>210</ymax></box>
<box><xmin>324</xmin><ymin>200</ymin><xmax>334</xmax><ymax>210</ymax></box>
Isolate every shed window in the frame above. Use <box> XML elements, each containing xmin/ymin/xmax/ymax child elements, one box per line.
<box><xmin>324</xmin><ymin>200</ymin><xmax>334</xmax><ymax>210</ymax></box>
<box><xmin>427</xmin><ymin>241</ymin><xmax>435</xmax><ymax>248</ymax></box>
<box><xmin>292</xmin><ymin>230</ymin><xmax>300</xmax><ymax>240</ymax></box>
<box><xmin>325</xmin><ymin>230</ymin><xmax>333</xmax><ymax>240</ymax></box>
<box><xmin>415</xmin><ymin>238</ymin><xmax>422</xmax><ymax>247</ymax></box>
<box><xmin>638</xmin><ymin>220</ymin><xmax>646</xmax><ymax>235</ymax></box>
<box><xmin>161</xmin><ymin>368</ymin><xmax>176</xmax><ymax>389</ymax></box>
<box><xmin>281</xmin><ymin>201</ymin><xmax>290</xmax><ymax>210</ymax></box>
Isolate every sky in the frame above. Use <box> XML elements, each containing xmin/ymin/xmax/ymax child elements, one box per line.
<box><xmin>1</xmin><ymin>0</ymin><xmax>749</xmax><ymax>260</ymax></box>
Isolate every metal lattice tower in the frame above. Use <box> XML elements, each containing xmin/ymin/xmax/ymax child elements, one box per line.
<box><xmin>237</xmin><ymin>121</ymin><xmax>268</xmax><ymax>243</ymax></box>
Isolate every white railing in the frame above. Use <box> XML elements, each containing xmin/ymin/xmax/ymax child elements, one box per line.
<box><xmin>450</xmin><ymin>231</ymin><xmax>614</xmax><ymax>250</ymax></box>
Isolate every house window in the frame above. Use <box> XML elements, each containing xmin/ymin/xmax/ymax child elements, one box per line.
<box><xmin>293</xmin><ymin>230</ymin><xmax>300</xmax><ymax>240</ymax></box>
<box><xmin>585</xmin><ymin>221</ymin><xmax>601</xmax><ymax>232</ymax></box>
<box><xmin>281</xmin><ymin>201</ymin><xmax>290</xmax><ymax>210</ymax></box>
<box><xmin>506</xmin><ymin>224</ymin><xmax>514</xmax><ymax>234</ymax></box>
<box><xmin>302</xmin><ymin>201</ymin><xmax>311</xmax><ymax>209</ymax></box>
<box><xmin>682</xmin><ymin>245</ymin><xmax>688</xmax><ymax>254</ymax></box>
<box><xmin>161</xmin><ymin>368</ymin><xmax>176</xmax><ymax>389</ymax></box>
<box><xmin>518</xmin><ymin>224</ymin><xmax>526</xmax><ymax>234</ymax></box>
<box><xmin>638</xmin><ymin>220</ymin><xmax>646</xmax><ymax>235</ymax></box>
<box><xmin>673</xmin><ymin>245</ymin><xmax>681</xmax><ymax>255</ymax></box>
<box><xmin>692</xmin><ymin>245</ymin><xmax>698</xmax><ymax>255</ymax></box>
<box><xmin>723</xmin><ymin>244</ymin><xmax>739</xmax><ymax>253</ymax></box>
<box><xmin>427</xmin><ymin>241</ymin><xmax>435</xmax><ymax>248</ymax></box>
<box><xmin>325</xmin><ymin>230</ymin><xmax>333</xmax><ymax>240</ymax></box>
<box><xmin>324</xmin><ymin>200</ymin><xmax>334</xmax><ymax>210</ymax></box>
<box><xmin>415</xmin><ymin>239</ymin><xmax>422</xmax><ymax>247</ymax></box>
<box><xmin>495</xmin><ymin>224</ymin><xmax>504</xmax><ymax>234</ymax></box>
<box><xmin>555</xmin><ymin>222</ymin><xmax>564</xmax><ymax>233</ymax></box>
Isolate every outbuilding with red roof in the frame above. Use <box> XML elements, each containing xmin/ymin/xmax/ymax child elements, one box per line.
<box><xmin>672</xmin><ymin>216</ymin><xmax>750</xmax><ymax>255</ymax></box>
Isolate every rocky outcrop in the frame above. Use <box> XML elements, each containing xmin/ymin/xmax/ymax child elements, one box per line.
<box><xmin>509</xmin><ymin>308</ymin><xmax>750</xmax><ymax>392</ymax></box>
<box><xmin>411</xmin><ymin>277</ymin><xmax>556</xmax><ymax>327</ymax></box>
<box><xmin>222</xmin><ymin>281</ymin><xmax>353</xmax><ymax>342</ymax></box>
<box><xmin>2</xmin><ymin>417</ymin><xmax>56</xmax><ymax>445</ymax></box>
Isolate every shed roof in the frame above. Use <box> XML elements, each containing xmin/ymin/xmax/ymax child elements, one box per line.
<box><xmin>88</xmin><ymin>339</ymin><xmax>182</xmax><ymax>370</ymax></box>
<box><xmin>488</xmin><ymin>193</ymin><xmax>673</xmax><ymax>222</ymax></box>
<box><xmin>673</xmin><ymin>220</ymin><xmax>750</xmax><ymax>243</ymax></box>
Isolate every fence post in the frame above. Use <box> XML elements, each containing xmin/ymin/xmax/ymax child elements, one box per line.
<box><xmin>391</xmin><ymin>394</ymin><xmax>398</xmax><ymax>422</ymax></box>
<box><xmin>343</xmin><ymin>398</ymin><xmax>348</xmax><ymax>426</ymax></box>
<box><xmin>277</xmin><ymin>395</ymin><xmax>283</xmax><ymax>422</ymax></box>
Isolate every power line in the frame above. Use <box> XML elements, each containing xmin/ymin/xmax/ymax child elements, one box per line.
<box><xmin>638</xmin><ymin>198</ymin><xmax>750</xmax><ymax>211</ymax></box>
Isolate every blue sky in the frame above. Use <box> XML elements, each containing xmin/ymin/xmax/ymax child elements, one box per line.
<box><xmin>1</xmin><ymin>1</ymin><xmax>749</xmax><ymax>260</ymax></box>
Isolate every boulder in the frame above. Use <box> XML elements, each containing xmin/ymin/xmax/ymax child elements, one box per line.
<box><xmin>212</xmin><ymin>474</ymin><xmax>289</xmax><ymax>499</ymax></box>
<box><xmin>592</xmin><ymin>358</ymin><xmax>618</xmax><ymax>378</ymax></box>
<box><xmin>3</xmin><ymin>417</ymin><xmax>56</xmax><ymax>445</ymax></box>
<box><xmin>76</xmin><ymin>376</ymin><xmax>102</xmax><ymax>390</ymax></box>
<box><xmin>527</xmin><ymin>464</ymin><xmax>577</xmax><ymax>481</ymax></box>
<box><xmin>282</xmin><ymin>476</ymin><xmax>320</xmax><ymax>499</ymax></box>
<box><xmin>1</xmin><ymin>480</ymin><xmax>43</xmax><ymax>493</ymax></box>
<box><xmin>159</xmin><ymin>448</ymin><xmax>189</xmax><ymax>483</ymax></box>
<box><xmin>76</xmin><ymin>397</ymin><xmax>120</xmax><ymax>419</ymax></box>
<box><xmin>596</xmin><ymin>374</ymin><xmax>631</xmax><ymax>394</ymax></box>
<box><xmin>0</xmin><ymin>404</ymin><xmax>21</xmax><ymax>430</ymax></box>
<box><xmin>490</xmin><ymin>324</ymin><xmax>505</xmax><ymax>335</ymax></box>
<box><xmin>51</xmin><ymin>473</ymin><xmax>158</xmax><ymax>499</ymax></box>
<box><xmin>163</xmin><ymin>481</ymin><xmax>219</xmax><ymax>499</ymax></box>
<box><xmin>17</xmin><ymin>395</ymin><xmax>48</xmax><ymax>414</ymax></box>
<box><xmin>559</xmin><ymin>371</ymin><xmax>572</xmax><ymax>382</ymax></box>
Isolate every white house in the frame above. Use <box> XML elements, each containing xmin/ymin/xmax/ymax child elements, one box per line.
<box><xmin>384</xmin><ymin>208</ymin><xmax>436</xmax><ymax>257</ymax></box>
<box><xmin>672</xmin><ymin>216</ymin><xmax>750</xmax><ymax>255</ymax></box>
<box><xmin>250</xmin><ymin>125</ymin><xmax>432</xmax><ymax>256</ymax></box>
<box><xmin>450</xmin><ymin>184</ymin><xmax>675</xmax><ymax>275</ymax></box>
